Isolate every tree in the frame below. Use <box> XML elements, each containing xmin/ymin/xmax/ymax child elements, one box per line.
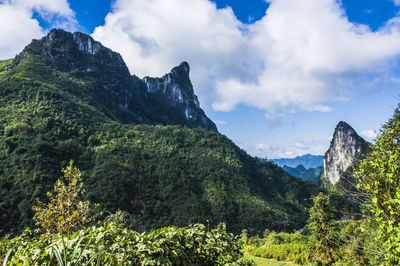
<box><xmin>355</xmin><ymin>104</ymin><xmax>400</xmax><ymax>264</ymax></box>
<box><xmin>33</xmin><ymin>161</ymin><xmax>98</xmax><ymax>237</ymax></box>
<box><xmin>307</xmin><ymin>192</ymin><xmax>340</xmax><ymax>264</ymax></box>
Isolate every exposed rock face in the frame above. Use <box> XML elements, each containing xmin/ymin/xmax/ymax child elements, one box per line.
<box><xmin>19</xmin><ymin>29</ymin><xmax>217</xmax><ymax>131</ymax></box>
<box><xmin>324</xmin><ymin>121</ymin><xmax>370</xmax><ymax>186</ymax></box>
<box><xmin>143</xmin><ymin>62</ymin><xmax>216</xmax><ymax>131</ymax></box>
<box><xmin>72</xmin><ymin>32</ymin><xmax>102</xmax><ymax>55</ymax></box>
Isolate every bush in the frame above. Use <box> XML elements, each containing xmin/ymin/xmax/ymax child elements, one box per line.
<box><xmin>245</xmin><ymin>230</ymin><xmax>308</xmax><ymax>264</ymax></box>
<box><xmin>1</xmin><ymin>223</ymin><xmax>248</xmax><ymax>265</ymax></box>
<box><xmin>32</xmin><ymin>161</ymin><xmax>99</xmax><ymax>238</ymax></box>
<box><xmin>355</xmin><ymin>104</ymin><xmax>400</xmax><ymax>264</ymax></box>
<box><xmin>307</xmin><ymin>193</ymin><xmax>340</xmax><ymax>264</ymax></box>
<box><xmin>246</xmin><ymin>242</ymin><xmax>308</xmax><ymax>264</ymax></box>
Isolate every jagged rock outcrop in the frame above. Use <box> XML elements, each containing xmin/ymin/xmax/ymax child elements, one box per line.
<box><xmin>143</xmin><ymin>62</ymin><xmax>217</xmax><ymax>131</ymax></box>
<box><xmin>323</xmin><ymin>121</ymin><xmax>370</xmax><ymax>188</ymax></box>
<box><xmin>16</xmin><ymin>29</ymin><xmax>217</xmax><ymax>131</ymax></box>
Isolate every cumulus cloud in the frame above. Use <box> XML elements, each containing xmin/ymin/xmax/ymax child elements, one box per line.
<box><xmin>361</xmin><ymin>129</ymin><xmax>378</xmax><ymax>140</ymax></box>
<box><xmin>254</xmin><ymin>139</ymin><xmax>329</xmax><ymax>159</ymax></box>
<box><xmin>93</xmin><ymin>0</ymin><xmax>400</xmax><ymax>118</ymax></box>
<box><xmin>92</xmin><ymin>0</ymin><xmax>259</xmax><ymax>99</ymax></box>
<box><xmin>394</xmin><ymin>0</ymin><xmax>400</xmax><ymax>6</ymax></box>
<box><xmin>0</xmin><ymin>0</ymin><xmax>77</xmax><ymax>59</ymax></box>
<box><xmin>214</xmin><ymin>120</ymin><xmax>227</xmax><ymax>126</ymax></box>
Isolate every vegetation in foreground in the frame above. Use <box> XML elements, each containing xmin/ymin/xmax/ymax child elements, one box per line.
<box><xmin>244</xmin><ymin>253</ymin><xmax>297</xmax><ymax>266</ymax></box>
<box><xmin>1</xmin><ymin>223</ymin><xmax>249</xmax><ymax>265</ymax></box>
<box><xmin>245</xmin><ymin>195</ymin><xmax>382</xmax><ymax>265</ymax></box>
<box><xmin>0</xmin><ymin>161</ymin><xmax>251</xmax><ymax>265</ymax></box>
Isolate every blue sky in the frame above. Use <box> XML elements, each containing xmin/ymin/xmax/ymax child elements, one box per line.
<box><xmin>1</xmin><ymin>0</ymin><xmax>399</xmax><ymax>158</ymax></box>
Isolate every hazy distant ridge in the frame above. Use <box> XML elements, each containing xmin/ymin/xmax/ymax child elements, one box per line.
<box><xmin>271</xmin><ymin>154</ymin><xmax>323</xmax><ymax>169</ymax></box>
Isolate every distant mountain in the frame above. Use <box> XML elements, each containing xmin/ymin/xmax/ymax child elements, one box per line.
<box><xmin>282</xmin><ymin>165</ymin><xmax>323</xmax><ymax>185</ymax></box>
<box><xmin>271</xmin><ymin>154</ymin><xmax>324</xmax><ymax>169</ymax></box>
<box><xmin>0</xmin><ymin>29</ymin><xmax>320</xmax><ymax>235</ymax></box>
<box><xmin>322</xmin><ymin>121</ymin><xmax>371</xmax><ymax>191</ymax></box>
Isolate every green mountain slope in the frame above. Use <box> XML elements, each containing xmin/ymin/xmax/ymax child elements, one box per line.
<box><xmin>0</xmin><ymin>29</ymin><xmax>320</xmax><ymax>235</ymax></box>
<box><xmin>282</xmin><ymin>165</ymin><xmax>323</xmax><ymax>185</ymax></box>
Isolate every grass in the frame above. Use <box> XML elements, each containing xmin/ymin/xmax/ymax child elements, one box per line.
<box><xmin>244</xmin><ymin>253</ymin><xmax>300</xmax><ymax>266</ymax></box>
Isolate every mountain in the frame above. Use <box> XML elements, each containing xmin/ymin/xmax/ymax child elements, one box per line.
<box><xmin>11</xmin><ymin>29</ymin><xmax>217</xmax><ymax>131</ymax></box>
<box><xmin>0</xmin><ymin>29</ymin><xmax>320</xmax><ymax>235</ymax></box>
<box><xmin>271</xmin><ymin>154</ymin><xmax>324</xmax><ymax>169</ymax></box>
<box><xmin>282</xmin><ymin>165</ymin><xmax>323</xmax><ymax>185</ymax></box>
<box><xmin>322</xmin><ymin>121</ymin><xmax>371</xmax><ymax>190</ymax></box>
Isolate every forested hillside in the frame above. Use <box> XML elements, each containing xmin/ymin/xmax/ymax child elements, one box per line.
<box><xmin>0</xmin><ymin>30</ymin><xmax>320</xmax><ymax>236</ymax></box>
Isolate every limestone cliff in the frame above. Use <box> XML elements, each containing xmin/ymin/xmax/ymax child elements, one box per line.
<box><xmin>323</xmin><ymin>121</ymin><xmax>370</xmax><ymax>188</ymax></box>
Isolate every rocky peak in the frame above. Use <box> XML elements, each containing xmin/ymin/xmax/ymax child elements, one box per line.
<box><xmin>143</xmin><ymin>62</ymin><xmax>199</xmax><ymax>107</ymax></box>
<box><xmin>44</xmin><ymin>29</ymin><xmax>101</xmax><ymax>55</ymax></box>
<box><xmin>323</xmin><ymin>121</ymin><xmax>369</xmax><ymax>185</ymax></box>
<box><xmin>72</xmin><ymin>32</ymin><xmax>102</xmax><ymax>55</ymax></box>
<box><xmin>20</xmin><ymin>29</ymin><xmax>128</xmax><ymax>74</ymax></box>
<box><xmin>43</xmin><ymin>29</ymin><xmax>105</xmax><ymax>56</ymax></box>
<box><xmin>172</xmin><ymin>61</ymin><xmax>190</xmax><ymax>76</ymax></box>
<box><xmin>12</xmin><ymin>29</ymin><xmax>216</xmax><ymax>131</ymax></box>
<box><xmin>143</xmin><ymin>62</ymin><xmax>216</xmax><ymax>131</ymax></box>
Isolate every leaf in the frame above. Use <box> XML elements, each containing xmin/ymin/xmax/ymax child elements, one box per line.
<box><xmin>53</xmin><ymin>247</ymin><xmax>64</xmax><ymax>266</ymax></box>
<box><xmin>2</xmin><ymin>248</ymin><xmax>14</xmax><ymax>266</ymax></box>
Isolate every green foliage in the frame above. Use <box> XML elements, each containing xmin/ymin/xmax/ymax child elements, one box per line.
<box><xmin>246</xmin><ymin>243</ymin><xmax>308</xmax><ymax>264</ymax></box>
<box><xmin>282</xmin><ymin>165</ymin><xmax>323</xmax><ymax>185</ymax></box>
<box><xmin>307</xmin><ymin>193</ymin><xmax>340</xmax><ymax>264</ymax></box>
<box><xmin>245</xmin><ymin>214</ymin><xmax>381</xmax><ymax>265</ymax></box>
<box><xmin>102</xmin><ymin>210</ymin><xmax>134</xmax><ymax>229</ymax></box>
<box><xmin>0</xmin><ymin>58</ymin><xmax>12</xmax><ymax>73</ymax></box>
<box><xmin>355</xmin><ymin>104</ymin><xmax>400</xmax><ymax>264</ymax></box>
<box><xmin>335</xmin><ymin>219</ymin><xmax>384</xmax><ymax>265</ymax></box>
<box><xmin>0</xmin><ymin>223</ymin><xmax>249</xmax><ymax>265</ymax></box>
<box><xmin>32</xmin><ymin>161</ymin><xmax>98</xmax><ymax>237</ymax></box>
<box><xmin>245</xmin><ymin>231</ymin><xmax>308</xmax><ymax>264</ymax></box>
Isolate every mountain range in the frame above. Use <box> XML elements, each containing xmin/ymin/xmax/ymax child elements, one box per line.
<box><xmin>0</xmin><ymin>29</ymin><xmax>320</xmax><ymax>235</ymax></box>
<box><xmin>271</xmin><ymin>154</ymin><xmax>324</xmax><ymax>169</ymax></box>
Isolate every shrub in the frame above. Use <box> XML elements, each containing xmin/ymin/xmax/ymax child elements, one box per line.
<box><xmin>32</xmin><ymin>161</ymin><xmax>99</xmax><ymax>238</ymax></box>
<box><xmin>1</xmin><ymin>223</ymin><xmax>249</xmax><ymax>265</ymax></box>
<box><xmin>246</xmin><ymin>242</ymin><xmax>308</xmax><ymax>264</ymax></box>
<box><xmin>307</xmin><ymin>193</ymin><xmax>340</xmax><ymax>264</ymax></box>
<box><xmin>355</xmin><ymin>104</ymin><xmax>400</xmax><ymax>264</ymax></box>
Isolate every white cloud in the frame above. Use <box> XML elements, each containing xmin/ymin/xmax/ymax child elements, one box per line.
<box><xmin>361</xmin><ymin>129</ymin><xmax>378</xmax><ymax>141</ymax></box>
<box><xmin>394</xmin><ymin>0</ymin><xmax>400</xmax><ymax>7</ymax></box>
<box><xmin>214</xmin><ymin>120</ymin><xmax>227</xmax><ymax>126</ymax></box>
<box><xmin>92</xmin><ymin>0</ymin><xmax>259</xmax><ymax>101</ymax></box>
<box><xmin>0</xmin><ymin>0</ymin><xmax>77</xmax><ymax>59</ymax></box>
<box><xmin>256</xmin><ymin>143</ymin><xmax>267</xmax><ymax>150</ymax></box>
<box><xmin>254</xmin><ymin>139</ymin><xmax>329</xmax><ymax>159</ymax></box>
<box><xmin>90</xmin><ymin>0</ymin><xmax>400</xmax><ymax>118</ymax></box>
